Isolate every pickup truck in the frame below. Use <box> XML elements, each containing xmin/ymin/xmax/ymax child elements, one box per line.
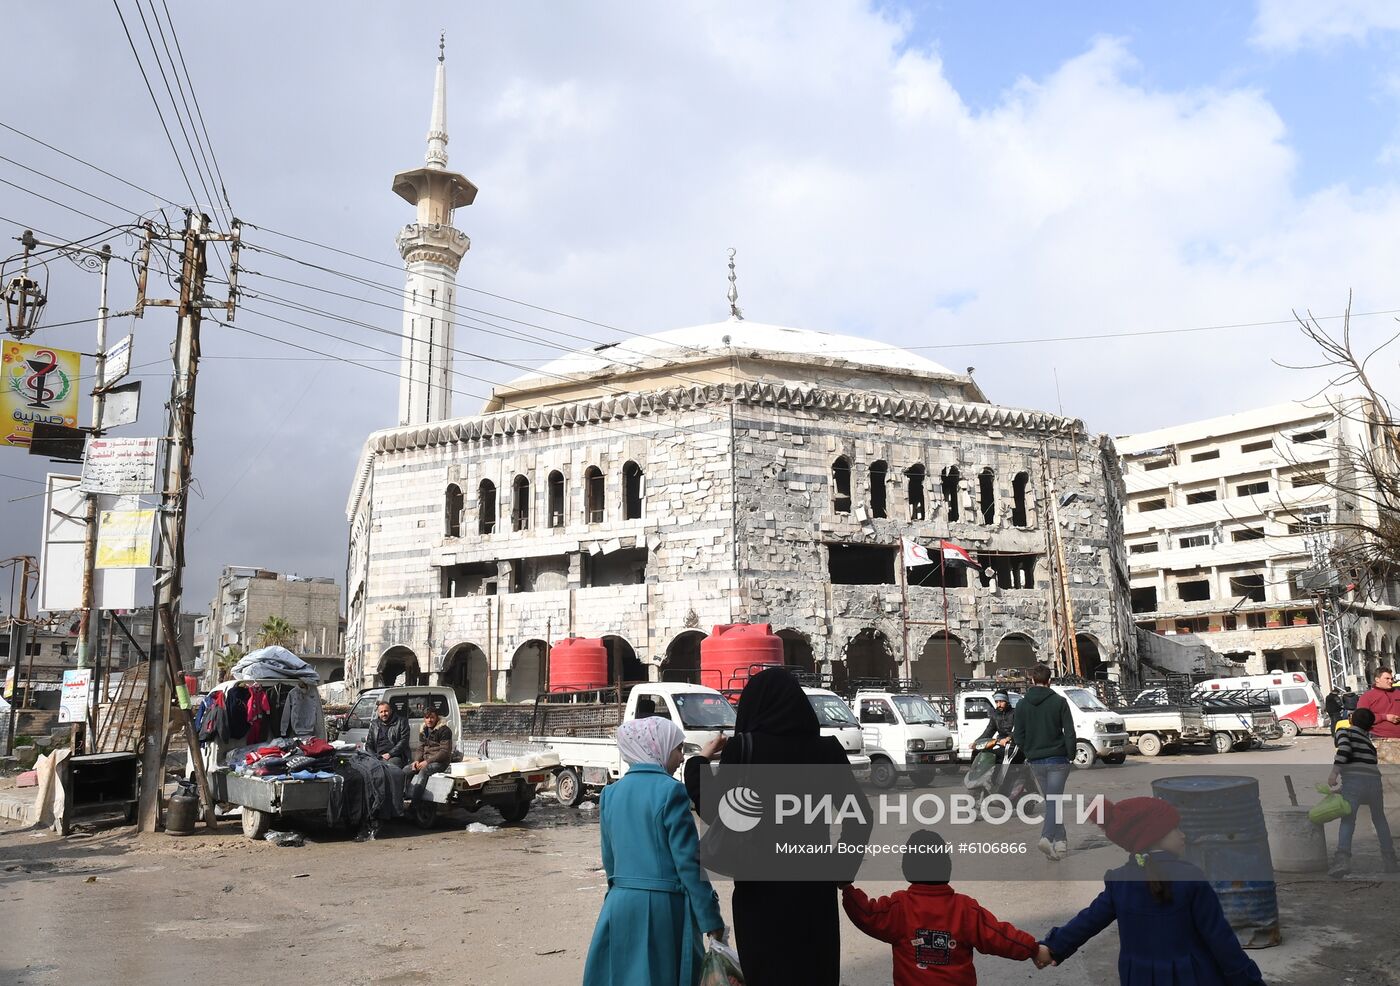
<box><xmin>1111</xmin><ymin>702</ymin><xmax>1209</xmax><ymax>757</ymax></box>
<box><xmin>535</xmin><ymin>682</ymin><xmax>737</xmax><ymax>807</ymax></box>
<box><xmin>1133</xmin><ymin>687</ymin><xmax>1283</xmax><ymax>754</ymax></box>
<box><xmin>949</xmin><ymin>686</ymin><xmax>1127</xmax><ymax>766</ymax></box>
<box><xmin>853</xmin><ymin>688</ymin><xmax>957</xmax><ymax>788</ymax></box>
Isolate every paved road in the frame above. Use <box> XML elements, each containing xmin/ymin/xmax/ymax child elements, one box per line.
<box><xmin>0</xmin><ymin>735</ymin><xmax>1391</xmax><ymax>985</ymax></box>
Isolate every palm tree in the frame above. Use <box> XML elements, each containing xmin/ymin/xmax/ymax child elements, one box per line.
<box><xmin>256</xmin><ymin>616</ymin><xmax>297</xmax><ymax>649</ymax></box>
<box><xmin>216</xmin><ymin>644</ymin><xmax>245</xmax><ymax>683</ymax></box>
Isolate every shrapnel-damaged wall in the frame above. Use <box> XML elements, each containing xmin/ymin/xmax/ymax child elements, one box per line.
<box><xmin>345</xmin><ymin>362</ymin><xmax>1137</xmax><ymax>697</ymax></box>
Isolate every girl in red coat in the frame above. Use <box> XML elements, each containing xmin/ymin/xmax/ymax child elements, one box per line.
<box><xmin>841</xmin><ymin>831</ymin><xmax>1051</xmax><ymax>985</ymax></box>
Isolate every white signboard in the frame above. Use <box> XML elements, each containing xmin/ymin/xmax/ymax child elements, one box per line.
<box><xmin>38</xmin><ymin>474</ymin><xmax>137</xmax><ymax>612</ymax></box>
<box><xmin>100</xmin><ymin>335</ymin><xmax>132</xmax><ymax>389</ymax></box>
<box><xmin>58</xmin><ymin>668</ymin><xmax>92</xmax><ymax>724</ymax></box>
<box><xmin>98</xmin><ymin>381</ymin><xmax>141</xmax><ymax>430</ymax></box>
<box><xmin>81</xmin><ymin>436</ymin><xmax>159</xmax><ymax>495</ymax></box>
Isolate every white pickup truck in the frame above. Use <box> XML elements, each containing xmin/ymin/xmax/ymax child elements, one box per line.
<box><xmin>950</xmin><ymin>687</ymin><xmax>1128</xmax><ymax>767</ymax></box>
<box><xmin>854</xmin><ymin>689</ymin><xmax>957</xmax><ymax>788</ymax></box>
<box><xmin>540</xmin><ymin>682</ymin><xmax>736</xmax><ymax>806</ymax></box>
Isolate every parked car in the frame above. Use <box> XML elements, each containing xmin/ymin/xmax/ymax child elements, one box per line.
<box><xmin>854</xmin><ymin>687</ymin><xmax>957</xmax><ymax>788</ymax></box>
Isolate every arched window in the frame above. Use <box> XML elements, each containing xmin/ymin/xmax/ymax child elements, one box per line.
<box><xmin>941</xmin><ymin>466</ymin><xmax>961</xmax><ymax>522</ymax></box>
<box><xmin>478</xmin><ymin>479</ymin><xmax>497</xmax><ymax>535</ymax></box>
<box><xmin>547</xmin><ymin>470</ymin><xmax>565</xmax><ymax>529</ymax></box>
<box><xmin>511</xmin><ymin>474</ymin><xmax>530</xmax><ymax>531</ymax></box>
<box><xmin>1012</xmin><ymin>472</ymin><xmax>1030</xmax><ymax>527</ymax></box>
<box><xmin>869</xmin><ymin>460</ymin><xmax>888</xmax><ymax>519</ymax></box>
<box><xmin>445</xmin><ymin>483</ymin><xmax>463</xmax><ymax>538</ymax></box>
<box><xmin>905</xmin><ymin>464</ymin><xmax>926</xmax><ymax>521</ymax></box>
<box><xmin>832</xmin><ymin>456</ymin><xmax>852</xmax><ymax>514</ymax></box>
<box><xmin>978</xmin><ymin>468</ymin><xmax>995</xmax><ymax>525</ymax></box>
<box><xmin>585</xmin><ymin>466</ymin><xmax>605</xmax><ymax>524</ymax></box>
<box><xmin>623</xmin><ymin>461</ymin><xmax>644</xmax><ymax>520</ymax></box>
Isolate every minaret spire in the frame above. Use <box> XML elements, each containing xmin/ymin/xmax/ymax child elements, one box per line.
<box><xmin>426</xmin><ymin>32</ymin><xmax>449</xmax><ymax>169</ymax></box>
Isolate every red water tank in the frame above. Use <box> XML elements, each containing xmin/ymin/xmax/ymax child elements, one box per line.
<box><xmin>549</xmin><ymin>637</ymin><xmax>610</xmax><ymax>692</ymax></box>
<box><xmin>700</xmin><ymin>624</ymin><xmax>783</xmax><ymax>693</ymax></box>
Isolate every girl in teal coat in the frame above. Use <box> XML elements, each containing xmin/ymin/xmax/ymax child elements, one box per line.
<box><xmin>583</xmin><ymin>717</ymin><xmax>726</xmax><ymax>986</ymax></box>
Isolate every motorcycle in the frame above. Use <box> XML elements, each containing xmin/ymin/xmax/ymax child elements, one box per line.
<box><xmin>963</xmin><ymin>738</ymin><xmax>1042</xmax><ymax>818</ymax></box>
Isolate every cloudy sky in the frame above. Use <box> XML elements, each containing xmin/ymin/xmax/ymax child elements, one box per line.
<box><xmin>3</xmin><ymin>0</ymin><xmax>1400</xmax><ymax>612</ymax></box>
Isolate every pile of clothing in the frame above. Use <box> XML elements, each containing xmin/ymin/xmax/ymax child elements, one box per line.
<box><xmin>228</xmin><ymin>736</ymin><xmax>339</xmax><ymax>779</ymax></box>
<box><xmin>228</xmin><ymin>646</ymin><xmax>320</xmax><ymax>682</ymax></box>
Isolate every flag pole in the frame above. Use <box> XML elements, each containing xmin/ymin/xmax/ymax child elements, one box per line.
<box><xmin>941</xmin><ymin>548</ymin><xmax>952</xmax><ymax>699</ymax></box>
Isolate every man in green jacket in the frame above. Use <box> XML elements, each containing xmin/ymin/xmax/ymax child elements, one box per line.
<box><xmin>1012</xmin><ymin>664</ymin><xmax>1076</xmax><ymax>861</ymax></box>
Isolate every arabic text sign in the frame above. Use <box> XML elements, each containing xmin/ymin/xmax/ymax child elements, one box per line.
<box><xmin>100</xmin><ymin>335</ymin><xmax>132</xmax><ymax>389</ymax></box>
<box><xmin>1</xmin><ymin>341</ymin><xmax>81</xmax><ymax>449</ymax></box>
<box><xmin>58</xmin><ymin>669</ymin><xmax>92</xmax><ymax>724</ymax></box>
<box><xmin>96</xmin><ymin>509</ymin><xmax>155</xmax><ymax>568</ymax></box>
<box><xmin>81</xmin><ymin>437</ymin><xmax>159</xmax><ymax>494</ymax></box>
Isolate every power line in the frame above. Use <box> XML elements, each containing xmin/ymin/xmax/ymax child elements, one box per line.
<box><xmin>0</xmin><ymin>121</ymin><xmax>182</xmax><ymax>210</ymax></box>
<box><xmin>110</xmin><ymin>0</ymin><xmax>203</xmax><ymax>211</ymax></box>
<box><xmin>0</xmin><ymin>175</ymin><xmax>123</xmax><ymax>227</ymax></box>
<box><xmin>149</xmin><ymin>0</ymin><xmax>232</xmax><ymax>212</ymax></box>
<box><xmin>0</xmin><ymin>154</ymin><xmax>143</xmax><ymax>220</ymax></box>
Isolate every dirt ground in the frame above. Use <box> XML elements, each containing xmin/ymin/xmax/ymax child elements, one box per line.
<box><xmin>1</xmin><ymin>737</ymin><xmax>1394</xmax><ymax>985</ymax></box>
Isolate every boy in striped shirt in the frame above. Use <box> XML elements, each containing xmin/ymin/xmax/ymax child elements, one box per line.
<box><xmin>1329</xmin><ymin>707</ymin><xmax>1398</xmax><ymax>876</ymax></box>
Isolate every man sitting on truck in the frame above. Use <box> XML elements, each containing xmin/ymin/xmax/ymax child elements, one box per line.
<box><xmin>403</xmin><ymin>707</ymin><xmax>454</xmax><ymax>803</ymax></box>
<box><xmin>366</xmin><ymin>701</ymin><xmax>410</xmax><ymax>767</ymax></box>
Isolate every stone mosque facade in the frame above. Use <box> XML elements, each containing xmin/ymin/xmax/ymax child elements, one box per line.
<box><xmin>343</xmin><ymin>52</ymin><xmax>1137</xmax><ymax>699</ymax></box>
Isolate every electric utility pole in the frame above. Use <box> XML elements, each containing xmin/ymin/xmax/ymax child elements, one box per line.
<box><xmin>135</xmin><ymin>212</ymin><xmax>238</xmax><ymax>832</ymax></box>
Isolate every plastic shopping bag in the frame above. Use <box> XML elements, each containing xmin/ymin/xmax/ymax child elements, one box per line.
<box><xmin>699</xmin><ymin>935</ymin><xmax>744</xmax><ymax>986</ymax></box>
<box><xmin>1309</xmin><ymin>782</ymin><xmax>1352</xmax><ymax>826</ymax></box>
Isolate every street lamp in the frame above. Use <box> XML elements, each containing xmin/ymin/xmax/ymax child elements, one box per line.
<box><xmin>2</xmin><ymin>232</ymin><xmax>48</xmax><ymax>339</ymax></box>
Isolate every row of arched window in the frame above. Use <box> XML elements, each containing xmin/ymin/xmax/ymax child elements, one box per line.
<box><xmin>831</xmin><ymin>457</ymin><xmax>1032</xmax><ymax>527</ymax></box>
<box><xmin>446</xmin><ymin>462</ymin><xmax>645</xmax><ymax>537</ymax></box>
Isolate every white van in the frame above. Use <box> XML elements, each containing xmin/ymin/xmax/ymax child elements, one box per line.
<box><xmin>1194</xmin><ymin>671</ymin><xmax>1324</xmax><ymax>738</ymax></box>
<box><xmin>855</xmin><ymin>689</ymin><xmax>957</xmax><ymax>788</ymax></box>
<box><xmin>951</xmin><ymin>687</ymin><xmax>1127</xmax><ymax>766</ymax></box>
<box><xmin>803</xmin><ymin>686</ymin><xmax>873</xmax><ymax>773</ymax></box>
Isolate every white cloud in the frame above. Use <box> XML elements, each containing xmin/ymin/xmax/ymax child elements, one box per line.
<box><xmin>1252</xmin><ymin>0</ymin><xmax>1400</xmax><ymax>50</ymax></box>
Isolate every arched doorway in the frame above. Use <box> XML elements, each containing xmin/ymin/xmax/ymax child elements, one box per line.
<box><xmin>662</xmin><ymin>630</ymin><xmax>705</xmax><ymax>683</ymax></box>
<box><xmin>507</xmin><ymin>639</ymin><xmax>547</xmax><ymax>702</ymax></box>
<box><xmin>441</xmin><ymin>643</ymin><xmax>488</xmax><ymax>703</ymax></box>
<box><xmin>993</xmin><ymin>633</ymin><xmax>1037</xmax><ymax>672</ymax></box>
<box><xmin>914</xmin><ymin>632</ymin><xmax>969</xmax><ymax>695</ymax></box>
<box><xmin>844</xmin><ymin>628</ymin><xmax>896</xmax><ymax>684</ymax></box>
<box><xmin>776</xmin><ymin>629</ymin><xmax>815</xmax><ymax>673</ymax></box>
<box><xmin>605</xmin><ymin>634</ymin><xmax>647</xmax><ymax>685</ymax></box>
<box><xmin>327</xmin><ymin>666</ymin><xmax>345</xmax><ymax>683</ymax></box>
<box><xmin>1075</xmin><ymin>634</ymin><xmax>1106</xmax><ymax>680</ymax></box>
<box><xmin>378</xmin><ymin>646</ymin><xmax>420</xmax><ymax>687</ymax></box>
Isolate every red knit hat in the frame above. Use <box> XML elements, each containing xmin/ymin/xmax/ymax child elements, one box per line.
<box><xmin>1099</xmin><ymin>797</ymin><xmax>1181</xmax><ymax>852</ymax></box>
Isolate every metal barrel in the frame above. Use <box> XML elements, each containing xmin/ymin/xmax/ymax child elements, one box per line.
<box><xmin>164</xmin><ymin>792</ymin><xmax>198</xmax><ymax>836</ymax></box>
<box><xmin>1151</xmin><ymin>775</ymin><xmax>1281</xmax><ymax>949</ymax></box>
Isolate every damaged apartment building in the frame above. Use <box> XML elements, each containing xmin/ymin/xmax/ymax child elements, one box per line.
<box><xmin>343</xmin><ymin>53</ymin><xmax>1136</xmax><ymax>697</ymax></box>
<box><xmin>344</xmin><ymin>316</ymin><xmax>1138</xmax><ymax>698</ymax></box>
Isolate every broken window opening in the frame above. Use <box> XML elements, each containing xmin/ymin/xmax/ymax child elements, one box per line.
<box><xmin>832</xmin><ymin>456</ymin><xmax>852</xmax><ymax>515</ymax></box>
<box><xmin>511</xmin><ymin>474</ymin><xmax>530</xmax><ymax>532</ymax></box>
<box><xmin>1241</xmin><ymin>439</ymin><xmax>1272</xmax><ymax>453</ymax></box>
<box><xmin>1291</xmin><ymin>428</ymin><xmax>1327</xmax><ymax>444</ymax></box>
<box><xmin>941</xmin><ymin>466</ymin><xmax>961</xmax><ymax>522</ymax></box>
<box><xmin>905</xmin><ymin>464</ymin><xmax>926</xmax><ymax>521</ymax></box>
<box><xmin>478</xmin><ymin>480</ymin><xmax>497</xmax><ymax>535</ymax></box>
<box><xmin>1229</xmin><ymin>574</ymin><xmax>1266</xmax><ymax>603</ymax></box>
<box><xmin>512</xmin><ymin>555</ymin><xmax>571</xmax><ymax>593</ymax></box>
<box><xmin>585</xmin><ymin>466</ymin><xmax>605</xmax><ymax>524</ymax></box>
<box><xmin>1138</xmin><ymin>498</ymin><xmax>1167</xmax><ymax>512</ymax></box>
<box><xmin>978</xmin><ymin>468</ymin><xmax>996</xmax><ymax>525</ymax></box>
<box><xmin>1011</xmin><ymin>472</ymin><xmax>1030</xmax><ymax>527</ymax></box>
<box><xmin>1185</xmin><ymin>489</ymin><xmax>1218</xmax><ymax>504</ymax></box>
<box><xmin>1179</xmin><ymin>533</ymin><xmax>1211</xmax><ymax>549</ymax></box>
<box><xmin>441</xmin><ymin>562</ymin><xmax>498</xmax><ymax>598</ymax></box>
<box><xmin>585</xmin><ymin>547</ymin><xmax>648</xmax><ymax>588</ymax></box>
<box><xmin>908</xmin><ymin>556</ymin><xmax>969</xmax><ymax>588</ymax></box>
<box><xmin>1232</xmin><ymin>527</ymin><xmax>1265</xmax><ymax>542</ymax></box>
<box><xmin>869</xmin><ymin>460</ymin><xmax>888</xmax><ymax>519</ymax></box>
<box><xmin>547</xmin><ymin>470</ymin><xmax>565</xmax><ymax>528</ymax></box>
<box><xmin>622</xmin><ymin>461</ymin><xmax>644</xmax><ymax>520</ymax></box>
<box><xmin>1130</xmin><ymin>587</ymin><xmax>1158</xmax><ymax>613</ymax></box>
<box><xmin>445</xmin><ymin>483</ymin><xmax>463</xmax><ymax>538</ymax></box>
<box><xmin>827</xmin><ymin>544</ymin><xmax>898</xmax><ymax>585</ymax></box>
<box><xmin>1177</xmin><ymin>579</ymin><xmax>1211</xmax><ymax>602</ymax></box>
<box><xmin>976</xmin><ymin>552</ymin><xmax>1038</xmax><ymax>590</ymax></box>
<box><xmin>1129</xmin><ymin>541</ymin><xmax>1160</xmax><ymax>555</ymax></box>
<box><xmin>1190</xmin><ymin>449</ymin><xmax>1220</xmax><ymax>462</ymax></box>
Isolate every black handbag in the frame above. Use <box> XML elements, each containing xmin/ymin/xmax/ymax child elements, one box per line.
<box><xmin>697</xmin><ymin>732</ymin><xmax>752</xmax><ymax>877</ymax></box>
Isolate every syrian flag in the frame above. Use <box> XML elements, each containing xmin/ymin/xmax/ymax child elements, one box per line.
<box><xmin>902</xmin><ymin>538</ymin><xmax>976</xmax><ymax>569</ymax></box>
<box><xmin>937</xmin><ymin>540</ymin><xmax>976</xmax><ymax>568</ymax></box>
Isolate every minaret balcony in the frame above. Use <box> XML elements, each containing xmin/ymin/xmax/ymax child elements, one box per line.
<box><xmin>397</xmin><ymin>223</ymin><xmax>470</xmax><ymax>267</ymax></box>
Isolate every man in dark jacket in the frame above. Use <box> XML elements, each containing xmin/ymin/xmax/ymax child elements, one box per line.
<box><xmin>977</xmin><ymin>692</ymin><xmax>1017</xmax><ymax>757</ymax></box>
<box><xmin>365</xmin><ymin>701</ymin><xmax>410</xmax><ymax>767</ymax></box>
<box><xmin>1012</xmin><ymin>664</ymin><xmax>1076</xmax><ymax>861</ymax></box>
<box><xmin>403</xmin><ymin>707</ymin><xmax>455</xmax><ymax>804</ymax></box>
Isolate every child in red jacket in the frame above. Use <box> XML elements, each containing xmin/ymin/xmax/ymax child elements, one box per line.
<box><xmin>842</xmin><ymin>831</ymin><xmax>1052</xmax><ymax>985</ymax></box>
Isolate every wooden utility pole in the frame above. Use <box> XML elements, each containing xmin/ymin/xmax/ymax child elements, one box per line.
<box><xmin>135</xmin><ymin>213</ymin><xmax>231</xmax><ymax>831</ymax></box>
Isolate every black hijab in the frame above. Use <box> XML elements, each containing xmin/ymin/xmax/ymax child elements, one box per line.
<box><xmin>734</xmin><ymin>667</ymin><xmax>820</xmax><ymax>737</ymax></box>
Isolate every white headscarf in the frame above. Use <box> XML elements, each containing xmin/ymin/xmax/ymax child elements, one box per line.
<box><xmin>616</xmin><ymin>716</ymin><xmax>687</xmax><ymax>766</ymax></box>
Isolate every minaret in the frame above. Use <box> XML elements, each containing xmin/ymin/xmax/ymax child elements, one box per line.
<box><xmin>391</xmin><ymin>35</ymin><xmax>478</xmax><ymax>426</ymax></box>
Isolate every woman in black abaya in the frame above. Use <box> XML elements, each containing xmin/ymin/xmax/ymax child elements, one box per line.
<box><xmin>684</xmin><ymin>667</ymin><xmax>867</xmax><ymax>986</ymax></box>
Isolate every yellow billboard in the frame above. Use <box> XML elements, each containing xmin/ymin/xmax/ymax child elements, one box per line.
<box><xmin>96</xmin><ymin>509</ymin><xmax>156</xmax><ymax>569</ymax></box>
<box><xmin>2</xmin><ymin>341</ymin><xmax>82</xmax><ymax>449</ymax></box>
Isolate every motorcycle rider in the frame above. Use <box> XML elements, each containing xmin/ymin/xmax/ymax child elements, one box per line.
<box><xmin>978</xmin><ymin>692</ymin><xmax>1017</xmax><ymax>762</ymax></box>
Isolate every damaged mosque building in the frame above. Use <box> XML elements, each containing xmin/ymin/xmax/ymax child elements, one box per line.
<box><xmin>343</xmin><ymin>49</ymin><xmax>1138</xmax><ymax>698</ymax></box>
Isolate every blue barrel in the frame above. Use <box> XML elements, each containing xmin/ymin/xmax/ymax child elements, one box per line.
<box><xmin>1151</xmin><ymin>775</ymin><xmax>1281</xmax><ymax>949</ymax></box>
